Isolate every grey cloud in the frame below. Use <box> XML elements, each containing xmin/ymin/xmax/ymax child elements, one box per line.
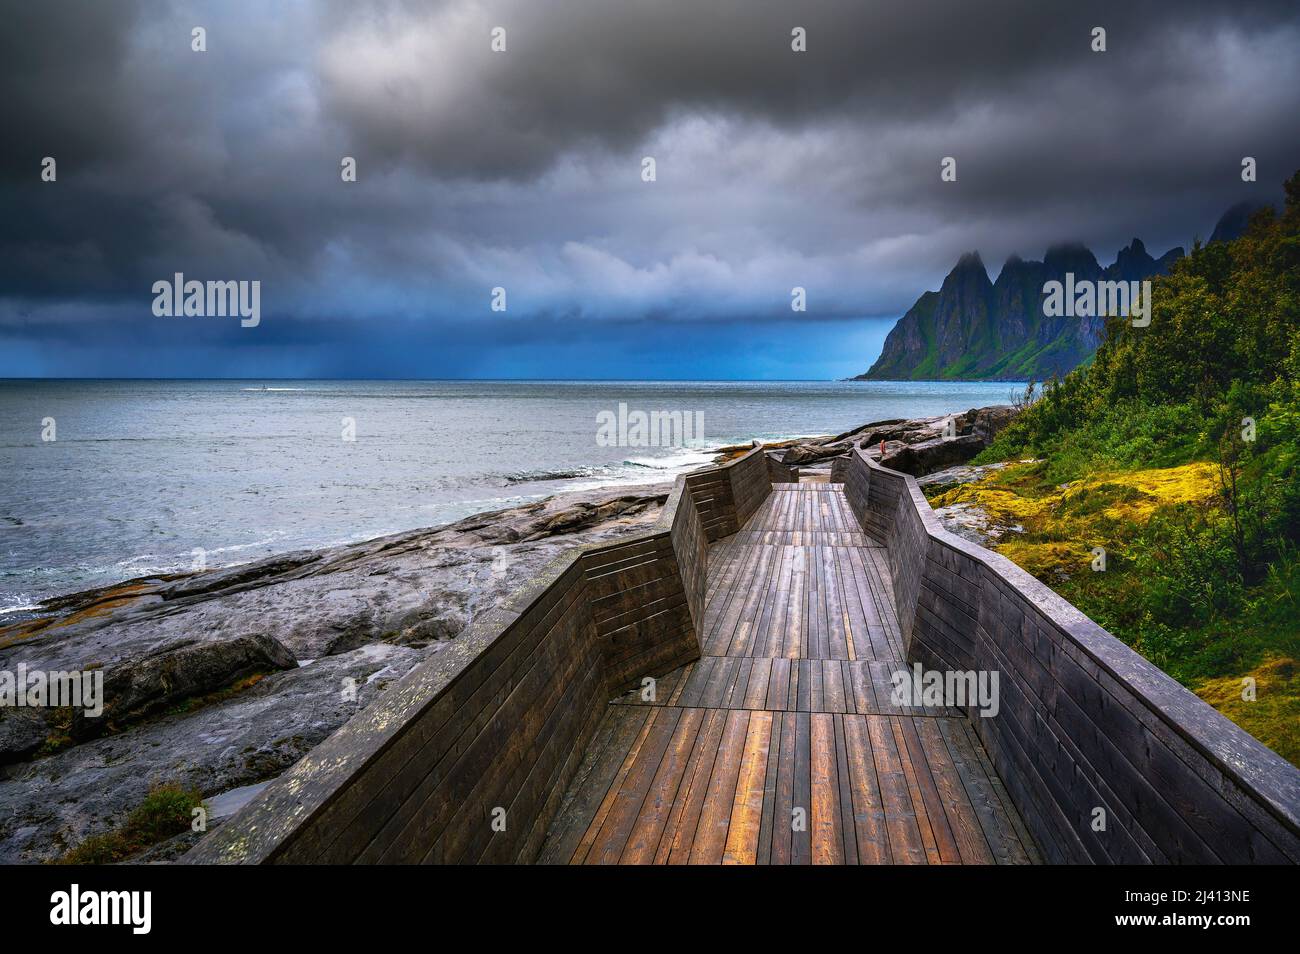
<box><xmin>317</xmin><ymin>0</ymin><xmax>1300</xmax><ymax>179</ymax></box>
<box><xmin>1</xmin><ymin>0</ymin><xmax>1298</xmax><ymax>377</ymax></box>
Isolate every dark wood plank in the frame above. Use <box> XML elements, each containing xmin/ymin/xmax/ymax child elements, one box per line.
<box><xmin>833</xmin><ymin>715</ymin><xmax>860</xmax><ymax>864</ymax></box>
<box><xmin>538</xmin><ymin>706</ymin><xmax>649</xmax><ymax>864</ymax></box>
<box><xmin>621</xmin><ymin>707</ymin><xmax>705</xmax><ymax>863</ymax></box>
<box><xmin>867</xmin><ymin>716</ymin><xmax>927</xmax><ymax>864</ymax></box>
<box><xmin>889</xmin><ymin>716</ymin><xmax>942</xmax><ymax>864</ymax></box>
<box><xmin>756</xmin><ymin>710</ymin><xmax>784</xmax><ymax>865</ymax></box>
<box><xmin>585</xmin><ymin>707</ymin><xmax>682</xmax><ymax>864</ymax></box>
<box><xmin>571</xmin><ymin>705</ymin><xmax>659</xmax><ymax>865</ymax></box>
<box><xmin>913</xmin><ymin>717</ymin><xmax>996</xmax><ymax>865</ymax></box>
<box><xmin>689</xmin><ymin>710</ymin><xmax>752</xmax><ymax>863</ymax></box>
<box><xmin>843</xmin><ymin>715</ymin><xmax>890</xmax><ymax>863</ymax></box>
<box><xmin>723</xmin><ymin>711</ymin><xmax>773</xmax><ymax>864</ymax></box>
<box><xmin>770</xmin><ymin>711</ymin><xmax>797</xmax><ymax>865</ymax></box>
<box><xmin>810</xmin><ymin>713</ymin><xmax>844</xmax><ymax>864</ymax></box>
<box><xmin>896</xmin><ymin>716</ymin><xmax>963</xmax><ymax>864</ymax></box>
<box><xmin>663</xmin><ymin>709</ymin><xmax>729</xmax><ymax>864</ymax></box>
<box><xmin>792</xmin><ymin>711</ymin><xmax>812</xmax><ymax>865</ymax></box>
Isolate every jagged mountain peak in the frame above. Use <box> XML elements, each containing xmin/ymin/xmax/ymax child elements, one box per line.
<box><xmin>1209</xmin><ymin>201</ymin><xmax>1271</xmax><ymax>244</ymax></box>
<box><xmin>1157</xmin><ymin>246</ymin><xmax>1185</xmax><ymax>267</ymax></box>
<box><xmin>854</xmin><ymin>206</ymin><xmax>1240</xmax><ymax>382</ymax></box>
<box><xmin>1106</xmin><ymin>238</ymin><xmax>1163</xmax><ymax>282</ymax></box>
<box><xmin>1043</xmin><ymin>242</ymin><xmax>1100</xmax><ymax>271</ymax></box>
<box><xmin>993</xmin><ymin>254</ymin><xmax>1041</xmax><ymax>285</ymax></box>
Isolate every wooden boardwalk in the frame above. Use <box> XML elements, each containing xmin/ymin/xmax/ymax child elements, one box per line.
<box><xmin>539</xmin><ymin>483</ymin><xmax>1040</xmax><ymax>864</ymax></box>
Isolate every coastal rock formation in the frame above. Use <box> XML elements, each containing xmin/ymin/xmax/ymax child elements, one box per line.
<box><xmin>882</xmin><ymin>433</ymin><xmax>984</xmax><ymax>476</ymax></box>
<box><xmin>70</xmin><ymin>633</ymin><xmax>299</xmax><ymax>743</ymax></box>
<box><xmin>779</xmin><ymin>405</ymin><xmax>1017</xmax><ymax>477</ymax></box>
<box><xmin>0</xmin><ymin>485</ymin><xmax>668</xmax><ymax>863</ymax></box>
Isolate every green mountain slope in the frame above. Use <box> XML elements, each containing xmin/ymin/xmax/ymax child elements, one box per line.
<box><xmin>858</xmin><ymin>240</ymin><xmax>1184</xmax><ymax>381</ymax></box>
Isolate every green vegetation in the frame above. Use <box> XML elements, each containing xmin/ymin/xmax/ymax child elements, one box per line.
<box><xmin>56</xmin><ymin>783</ymin><xmax>206</xmax><ymax>864</ymax></box>
<box><xmin>971</xmin><ymin>171</ymin><xmax>1300</xmax><ymax>762</ymax></box>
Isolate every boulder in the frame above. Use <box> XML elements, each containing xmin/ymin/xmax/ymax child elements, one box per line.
<box><xmin>779</xmin><ymin>405</ymin><xmax>1017</xmax><ymax>477</ymax></box>
<box><xmin>881</xmin><ymin>434</ymin><xmax>985</xmax><ymax>476</ymax></box>
<box><xmin>782</xmin><ymin>442</ymin><xmax>846</xmax><ymax>465</ymax></box>
<box><xmin>859</xmin><ymin>421</ymin><xmax>929</xmax><ymax>446</ymax></box>
<box><xmin>861</xmin><ymin>439</ymin><xmax>910</xmax><ymax>459</ymax></box>
<box><xmin>821</xmin><ymin>419</ymin><xmax>907</xmax><ymax>445</ymax></box>
<box><xmin>956</xmin><ymin>405</ymin><xmax>1016</xmax><ymax>444</ymax></box>
<box><xmin>0</xmin><ymin>710</ymin><xmax>49</xmax><ymax>766</ymax></box>
<box><xmin>71</xmin><ymin>632</ymin><xmax>298</xmax><ymax>741</ymax></box>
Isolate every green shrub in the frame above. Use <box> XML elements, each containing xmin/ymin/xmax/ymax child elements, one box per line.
<box><xmin>57</xmin><ymin>783</ymin><xmax>205</xmax><ymax>865</ymax></box>
<box><xmin>1132</xmin><ymin>506</ymin><xmax>1244</xmax><ymax>628</ymax></box>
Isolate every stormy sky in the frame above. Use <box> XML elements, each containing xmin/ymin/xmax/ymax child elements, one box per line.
<box><xmin>2</xmin><ymin>0</ymin><xmax>1298</xmax><ymax>379</ymax></box>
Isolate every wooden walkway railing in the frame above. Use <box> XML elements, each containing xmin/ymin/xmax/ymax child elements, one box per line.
<box><xmin>185</xmin><ymin>445</ymin><xmax>1300</xmax><ymax>865</ymax></box>
<box><xmin>536</xmin><ymin>482</ymin><xmax>1038</xmax><ymax>864</ymax></box>
<box><xmin>834</xmin><ymin>448</ymin><xmax>1300</xmax><ymax>864</ymax></box>
<box><xmin>183</xmin><ymin>447</ymin><xmax>769</xmax><ymax>864</ymax></box>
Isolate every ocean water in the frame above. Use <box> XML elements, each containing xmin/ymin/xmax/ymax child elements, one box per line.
<box><xmin>0</xmin><ymin>379</ymin><xmax>1019</xmax><ymax>610</ymax></box>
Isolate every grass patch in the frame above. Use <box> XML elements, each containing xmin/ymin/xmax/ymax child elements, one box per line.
<box><xmin>964</xmin><ymin>176</ymin><xmax>1300</xmax><ymax>766</ymax></box>
<box><xmin>56</xmin><ymin>783</ymin><xmax>205</xmax><ymax>864</ymax></box>
<box><xmin>1194</xmin><ymin>657</ymin><xmax>1300</xmax><ymax>767</ymax></box>
<box><xmin>927</xmin><ymin>460</ymin><xmax>1219</xmax><ymax>560</ymax></box>
<box><xmin>943</xmin><ymin>462</ymin><xmax>1300</xmax><ymax>766</ymax></box>
<box><xmin>35</xmin><ymin>707</ymin><xmax>76</xmax><ymax>758</ymax></box>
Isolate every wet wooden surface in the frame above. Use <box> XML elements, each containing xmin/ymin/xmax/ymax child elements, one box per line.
<box><xmin>539</xmin><ymin>484</ymin><xmax>1039</xmax><ymax>864</ymax></box>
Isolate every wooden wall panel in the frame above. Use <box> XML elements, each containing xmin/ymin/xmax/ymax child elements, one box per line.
<box><xmin>767</xmin><ymin>452</ymin><xmax>799</xmax><ymax>483</ymax></box>
<box><xmin>683</xmin><ymin>447</ymin><xmax>771</xmax><ymax>542</ymax></box>
<box><xmin>669</xmin><ymin>479</ymin><xmax>709</xmax><ymax>627</ymax></box>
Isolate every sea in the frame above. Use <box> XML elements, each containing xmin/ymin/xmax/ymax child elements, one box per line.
<box><xmin>0</xmin><ymin>379</ymin><xmax>1019</xmax><ymax>612</ymax></box>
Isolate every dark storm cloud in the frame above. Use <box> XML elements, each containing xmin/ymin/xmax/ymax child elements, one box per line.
<box><xmin>319</xmin><ymin>0</ymin><xmax>1299</xmax><ymax>179</ymax></box>
<box><xmin>0</xmin><ymin>1</ymin><xmax>146</xmax><ymax>179</ymax></box>
<box><xmin>1</xmin><ymin>0</ymin><xmax>1299</xmax><ymax>377</ymax></box>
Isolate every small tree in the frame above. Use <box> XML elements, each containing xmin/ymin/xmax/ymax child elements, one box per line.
<box><xmin>1216</xmin><ymin>426</ymin><xmax>1250</xmax><ymax>583</ymax></box>
<box><xmin>1009</xmin><ymin>379</ymin><xmax>1038</xmax><ymax>413</ymax></box>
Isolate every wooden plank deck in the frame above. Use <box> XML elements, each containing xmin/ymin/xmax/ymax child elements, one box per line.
<box><xmin>539</xmin><ymin>483</ymin><xmax>1040</xmax><ymax>864</ymax></box>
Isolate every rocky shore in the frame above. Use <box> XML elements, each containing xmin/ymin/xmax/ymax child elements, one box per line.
<box><xmin>772</xmin><ymin>404</ymin><xmax>1016</xmax><ymax>476</ymax></box>
<box><xmin>0</xmin><ymin>405</ymin><xmax>1014</xmax><ymax>863</ymax></box>
<box><xmin>0</xmin><ymin>485</ymin><xmax>668</xmax><ymax>862</ymax></box>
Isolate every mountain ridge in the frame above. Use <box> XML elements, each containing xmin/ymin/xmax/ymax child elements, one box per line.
<box><xmin>856</xmin><ymin>203</ymin><xmax>1267</xmax><ymax>382</ymax></box>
